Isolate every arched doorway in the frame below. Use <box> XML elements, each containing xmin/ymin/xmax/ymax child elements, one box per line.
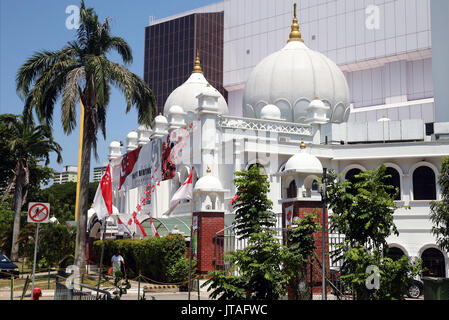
<box><xmin>345</xmin><ymin>168</ymin><xmax>362</xmax><ymax>196</ymax></box>
<box><xmin>385</xmin><ymin>247</ymin><xmax>406</xmax><ymax>261</ymax></box>
<box><xmin>384</xmin><ymin>167</ymin><xmax>401</xmax><ymax>200</ymax></box>
<box><xmin>413</xmin><ymin>166</ymin><xmax>437</xmax><ymax>200</ymax></box>
<box><xmin>421</xmin><ymin>248</ymin><xmax>446</xmax><ymax>278</ymax></box>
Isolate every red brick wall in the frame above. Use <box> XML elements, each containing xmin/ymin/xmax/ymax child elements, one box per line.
<box><xmin>282</xmin><ymin>200</ymin><xmax>331</xmax><ymax>298</ymax></box>
<box><xmin>193</xmin><ymin>211</ymin><xmax>224</xmax><ymax>275</ymax></box>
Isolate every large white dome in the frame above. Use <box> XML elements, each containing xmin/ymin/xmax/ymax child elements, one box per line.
<box><xmin>243</xmin><ymin>8</ymin><xmax>350</xmax><ymax>124</ymax></box>
<box><xmin>164</xmin><ymin>54</ymin><xmax>228</xmax><ymax>121</ymax></box>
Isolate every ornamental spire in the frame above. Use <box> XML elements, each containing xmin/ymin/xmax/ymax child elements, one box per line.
<box><xmin>287</xmin><ymin>3</ymin><xmax>304</xmax><ymax>43</ymax></box>
<box><xmin>300</xmin><ymin>140</ymin><xmax>306</xmax><ymax>150</ymax></box>
<box><xmin>193</xmin><ymin>49</ymin><xmax>203</xmax><ymax>74</ymax></box>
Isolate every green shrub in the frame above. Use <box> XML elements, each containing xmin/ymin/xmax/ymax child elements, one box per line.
<box><xmin>93</xmin><ymin>234</ymin><xmax>189</xmax><ymax>283</ymax></box>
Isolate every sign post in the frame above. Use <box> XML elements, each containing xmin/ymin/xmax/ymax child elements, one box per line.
<box><xmin>27</xmin><ymin>202</ymin><xmax>50</xmax><ymax>299</ymax></box>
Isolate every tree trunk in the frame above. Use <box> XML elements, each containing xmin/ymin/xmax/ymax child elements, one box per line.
<box><xmin>74</xmin><ymin>112</ymin><xmax>92</xmax><ymax>272</ymax></box>
<box><xmin>10</xmin><ymin>167</ymin><xmax>25</xmax><ymax>262</ymax></box>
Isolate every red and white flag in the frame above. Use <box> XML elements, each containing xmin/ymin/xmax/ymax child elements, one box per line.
<box><xmin>163</xmin><ymin>169</ymin><xmax>194</xmax><ymax>216</ymax></box>
<box><xmin>119</xmin><ymin>147</ymin><xmax>141</xmax><ymax>190</ymax></box>
<box><xmin>93</xmin><ymin>164</ymin><xmax>113</xmax><ymax>220</ymax></box>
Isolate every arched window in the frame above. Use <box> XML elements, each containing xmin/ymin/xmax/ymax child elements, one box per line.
<box><xmin>384</xmin><ymin>167</ymin><xmax>401</xmax><ymax>200</ymax></box>
<box><xmin>345</xmin><ymin>168</ymin><xmax>362</xmax><ymax>196</ymax></box>
<box><xmin>413</xmin><ymin>166</ymin><xmax>436</xmax><ymax>200</ymax></box>
<box><xmin>312</xmin><ymin>180</ymin><xmax>319</xmax><ymax>192</ymax></box>
<box><xmin>385</xmin><ymin>247</ymin><xmax>405</xmax><ymax>261</ymax></box>
<box><xmin>421</xmin><ymin>248</ymin><xmax>446</xmax><ymax>278</ymax></box>
<box><xmin>287</xmin><ymin>180</ymin><xmax>297</xmax><ymax>199</ymax></box>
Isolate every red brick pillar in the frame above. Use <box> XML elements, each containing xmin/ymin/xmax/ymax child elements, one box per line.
<box><xmin>193</xmin><ymin>211</ymin><xmax>225</xmax><ymax>275</ymax></box>
<box><xmin>282</xmin><ymin>200</ymin><xmax>330</xmax><ymax>299</ymax></box>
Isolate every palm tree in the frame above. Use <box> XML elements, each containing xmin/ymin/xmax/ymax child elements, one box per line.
<box><xmin>1</xmin><ymin>114</ymin><xmax>62</xmax><ymax>261</ymax></box>
<box><xmin>16</xmin><ymin>1</ymin><xmax>156</xmax><ymax>269</ymax></box>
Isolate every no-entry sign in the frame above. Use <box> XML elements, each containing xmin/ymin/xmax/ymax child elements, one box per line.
<box><xmin>28</xmin><ymin>202</ymin><xmax>50</xmax><ymax>223</ymax></box>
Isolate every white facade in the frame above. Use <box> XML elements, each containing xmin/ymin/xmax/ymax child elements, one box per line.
<box><xmin>108</xmin><ymin>0</ymin><xmax>449</xmax><ymax>276</ymax></box>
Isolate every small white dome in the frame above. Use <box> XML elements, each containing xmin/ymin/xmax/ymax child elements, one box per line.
<box><xmin>109</xmin><ymin>140</ymin><xmax>121</xmax><ymax>148</ymax></box>
<box><xmin>284</xmin><ymin>143</ymin><xmax>323</xmax><ymax>174</ymax></box>
<box><xmin>155</xmin><ymin>114</ymin><xmax>168</xmax><ymax>124</ymax></box>
<box><xmin>127</xmin><ymin>130</ymin><xmax>138</xmax><ymax>139</ymax></box>
<box><xmin>168</xmin><ymin>105</ymin><xmax>185</xmax><ymax>115</ymax></box>
<box><xmin>308</xmin><ymin>98</ymin><xmax>329</xmax><ymax>111</ymax></box>
<box><xmin>194</xmin><ymin>175</ymin><xmax>224</xmax><ymax>192</ymax></box>
<box><xmin>260</xmin><ymin>103</ymin><xmax>282</xmax><ymax>120</ymax></box>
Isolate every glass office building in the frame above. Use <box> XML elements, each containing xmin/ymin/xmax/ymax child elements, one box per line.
<box><xmin>144</xmin><ymin>12</ymin><xmax>226</xmax><ymax>115</ymax></box>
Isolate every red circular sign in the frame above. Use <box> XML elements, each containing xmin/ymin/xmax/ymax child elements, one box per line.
<box><xmin>28</xmin><ymin>203</ymin><xmax>49</xmax><ymax>223</ymax></box>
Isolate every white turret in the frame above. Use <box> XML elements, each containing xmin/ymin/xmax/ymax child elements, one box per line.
<box><xmin>168</xmin><ymin>105</ymin><xmax>187</xmax><ymax>131</ymax></box>
<box><xmin>151</xmin><ymin>113</ymin><xmax>169</xmax><ymax>139</ymax></box>
<box><xmin>126</xmin><ymin>130</ymin><xmax>139</xmax><ymax>152</ymax></box>
<box><xmin>138</xmin><ymin>124</ymin><xmax>152</xmax><ymax>146</ymax></box>
<box><xmin>108</xmin><ymin>140</ymin><xmax>122</xmax><ymax>159</ymax></box>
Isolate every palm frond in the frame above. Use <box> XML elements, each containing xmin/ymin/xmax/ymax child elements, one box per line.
<box><xmin>62</xmin><ymin>66</ymin><xmax>85</xmax><ymax>133</ymax></box>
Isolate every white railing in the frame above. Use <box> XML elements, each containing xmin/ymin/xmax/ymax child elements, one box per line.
<box><xmin>218</xmin><ymin>115</ymin><xmax>313</xmax><ymax>136</ymax></box>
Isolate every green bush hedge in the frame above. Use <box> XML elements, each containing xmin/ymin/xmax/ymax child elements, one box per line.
<box><xmin>93</xmin><ymin>234</ymin><xmax>190</xmax><ymax>283</ymax></box>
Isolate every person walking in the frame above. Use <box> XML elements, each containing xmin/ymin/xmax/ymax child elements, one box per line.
<box><xmin>111</xmin><ymin>251</ymin><xmax>125</xmax><ymax>278</ymax></box>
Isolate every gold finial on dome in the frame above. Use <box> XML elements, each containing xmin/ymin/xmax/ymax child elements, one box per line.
<box><xmin>300</xmin><ymin>141</ymin><xmax>306</xmax><ymax>150</ymax></box>
<box><xmin>193</xmin><ymin>49</ymin><xmax>203</xmax><ymax>74</ymax></box>
<box><xmin>287</xmin><ymin>3</ymin><xmax>304</xmax><ymax>43</ymax></box>
<box><xmin>206</xmin><ymin>166</ymin><xmax>211</xmax><ymax>173</ymax></box>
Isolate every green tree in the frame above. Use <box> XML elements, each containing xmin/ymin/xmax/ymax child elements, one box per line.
<box><xmin>326</xmin><ymin>165</ymin><xmax>422</xmax><ymax>300</ymax></box>
<box><xmin>232</xmin><ymin>165</ymin><xmax>277</xmax><ymax>239</ymax></box>
<box><xmin>283</xmin><ymin>212</ymin><xmax>321</xmax><ymax>300</ymax></box>
<box><xmin>204</xmin><ymin>166</ymin><xmax>286</xmax><ymax>300</ymax></box>
<box><xmin>327</xmin><ymin>165</ymin><xmax>399</xmax><ymax>250</ymax></box>
<box><xmin>430</xmin><ymin>156</ymin><xmax>449</xmax><ymax>253</ymax></box>
<box><xmin>0</xmin><ymin>114</ymin><xmax>62</xmax><ymax>261</ymax></box>
<box><xmin>16</xmin><ymin>1</ymin><xmax>157</xmax><ymax>269</ymax></box>
<box><xmin>21</xmin><ymin>223</ymin><xmax>76</xmax><ymax>268</ymax></box>
<box><xmin>31</xmin><ymin>181</ymin><xmax>99</xmax><ymax>223</ymax></box>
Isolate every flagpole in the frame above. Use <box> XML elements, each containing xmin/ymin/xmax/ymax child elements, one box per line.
<box><xmin>188</xmin><ymin>197</ymin><xmax>193</xmax><ymax>301</ymax></box>
<box><xmin>74</xmin><ymin>100</ymin><xmax>85</xmax><ymax>222</ymax></box>
<box><xmin>96</xmin><ymin>217</ymin><xmax>107</xmax><ymax>299</ymax></box>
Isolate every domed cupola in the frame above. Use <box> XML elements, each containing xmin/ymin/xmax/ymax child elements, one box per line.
<box><xmin>243</xmin><ymin>3</ymin><xmax>350</xmax><ymax>124</ymax></box>
<box><xmin>126</xmin><ymin>130</ymin><xmax>138</xmax><ymax>152</ymax></box>
<box><xmin>164</xmin><ymin>51</ymin><xmax>228</xmax><ymax>122</ymax></box>
<box><xmin>260</xmin><ymin>103</ymin><xmax>282</xmax><ymax>121</ymax></box>
<box><xmin>281</xmin><ymin>141</ymin><xmax>323</xmax><ymax>200</ymax></box>
<box><xmin>284</xmin><ymin>141</ymin><xmax>323</xmax><ymax>174</ymax></box>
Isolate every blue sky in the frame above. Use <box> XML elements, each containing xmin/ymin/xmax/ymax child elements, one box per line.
<box><xmin>0</xmin><ymin>0</ymin><xmax>219</xmax><ymax>180</ymax></box>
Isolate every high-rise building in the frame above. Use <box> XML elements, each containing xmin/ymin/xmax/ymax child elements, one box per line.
<box><xmin>144</xmin><ymin>7</ymin><xmax>226</xmax><ymax>115</ymax></box>
<box><xmin>93</xmin><ymin>164</ymin><xmax>108</xmax><ymax>182</ymax></box>
<box><xmin>54</xmin><ymin>165</ymin><xmax>77</xmax><ymax>185</ymax></box>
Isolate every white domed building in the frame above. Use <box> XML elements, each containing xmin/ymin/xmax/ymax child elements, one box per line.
<box><xmin>102</xmin><ymin>5</ymin><xmax>449</xmax><ymax>279</ymax></box>
<box><xmin>164</xmin><ymin>52</ymin><xmax>228</xmax><ymax>123</ymax></box>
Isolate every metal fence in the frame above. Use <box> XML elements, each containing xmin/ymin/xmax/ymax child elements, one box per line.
<box><xmin>54</xmin><ymin>275</ymin><xmax>111</xmax><ymax>300</ymax></box>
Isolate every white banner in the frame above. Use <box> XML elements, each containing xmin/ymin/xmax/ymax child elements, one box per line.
<box><xmin>120</xmin><ymin>139</ymin><xmax>163</xmax><ymax>192</ymax></box>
